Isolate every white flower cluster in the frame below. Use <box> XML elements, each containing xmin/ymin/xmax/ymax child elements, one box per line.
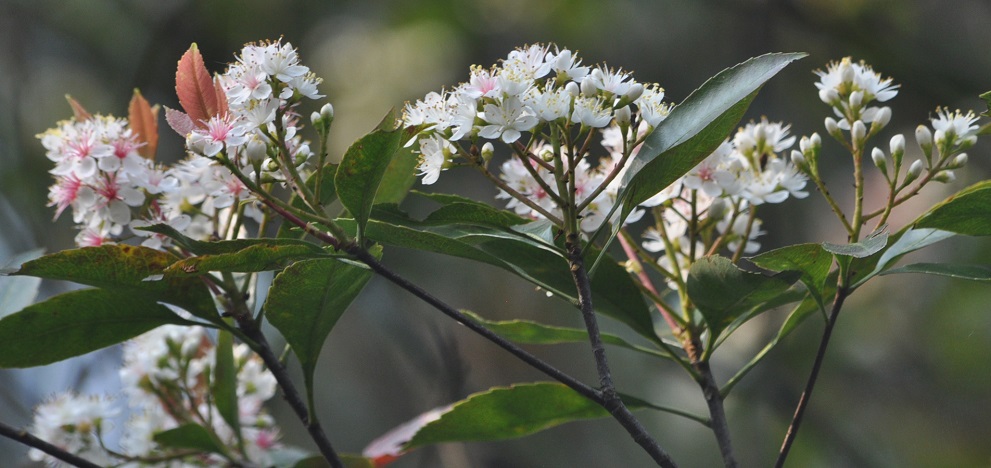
<box><xmin>404</xmin><ymin>43</ymin><xmax>670</xmax><ymax>185</ymax></box>
<box><xmin>815</xmin><ymin>57</ymin><xmax>898</xmax><ymax>132</ymax></box>
<box><xmin>42</xmin><ymin>40</ymin><xmax>324</xmax><ymax>249</ymax></box>
<box><xmin>638</xmin><ymin>118</ymin><xmax>807</xmax><ymax>288</ymax></box>
<box><xmin>30</xmin><ymin>325</ymin><xmax>280</xmax><ymax>467</ymax></box>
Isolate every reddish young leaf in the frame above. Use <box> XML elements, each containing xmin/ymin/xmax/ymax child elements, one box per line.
<box><xmin>64</xmin><ymin>95</ymin><xmax>92</xmax><ymax>122</ymax></box>
<box><xmin>164</xmin><ymin>106</ymin><xmax>195</xmax><ymax>137</ymax></box>
<box><xmin>128</xmin><ymin>89</ymin><xmax>159</xmax><ymax>160</ymax></box>
<box><xmin>175</xmin><ymin>43</ymin><xmax>219</xmax><ymax>126</ymax></box>
<box><xmin>213</xmin><ymin>75</ymin><xmax>229</xmax><ymax>117</ymax></box>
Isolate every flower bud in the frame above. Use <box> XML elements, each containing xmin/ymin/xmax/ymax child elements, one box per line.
<box><xmin>933</xmin><ymin>170</ymin><xmax>956</xmax><ymax>183</ymax></box>
<box><xmin>245</xmin><ymin>138</ymin><xmax>267</xmax><ymax>164</ymax></box>
<box><xmin>481</xmin><ymin>142</ymin><xmax>495</xmax><ymax>163</ymax></box>
<box><xmin>905</xmin><ymin>159</ymin><xmax>924</xmax><ymax>184</ymax></box>
<box><xmin>819</xmin><ymin>88</ymin><xmax>840</xmax><ymax>105</ymax></box>
<box><xmin>791</xmin><ymin>149</ymin><xmax>807</xmax><ymax>170</ymax></box>
<box><xmin>565</xmin><ymin>81</ymin><xmax>580</xmax><ymax>97</ymax></box>
<box><xmin>934</xmin><ymin>129</ymin><xmax>947</xmax><ymax>147</ymax></box>
<box><xmin>320</xmin><ymin>103</ymin><xmax>335</xmax><ymax>121</ymax></box>
<box><xmin>851</xmin><ymin>120</ymin><xmax>867</xmax><ymax>146</ymax></box>
<box><xmin>840</xmin><ymin>59</ymin><xmax>855</xmax><ymax>83</ymax></box>
<box><xmin>889</xmin><ymin>134</ymin><xmax>905</xmax><ymax>155</ymax></box>
<box><xmin>948</xmin><ymin>153</ymin><xmax>968</xmax><ymax>169</ymax></box>
<box><xmin>873</xmin><ymin>106</ymin><xmax>892</xmax><ymax>127</ymax></box>
<box><xmin>625</xmin><ymin>83</ymin><xmax>644</xmax><ymax>102</ymax></box>
<box><xmin>871</xmin><ymin>147</ymin><xmax>888</xmax><ymax>175</ymax></box>
<box><xmin>708</xmin><ymin>198</ymin><xmax>729</xmax><ymax>220</ymax></box>
<box><xmin>614</xmin><ymin>105</ymin><xmax>632</xmax><ymax>126</ymax></box>
<box><xmin>810</xmin><ymin>132</ymin><xmax>822</xmax><ymax>151</ymax></box>
<box><xmin>915</xmin><ymin>125</ymin><xmax>934</xmax><ymax>164</ymax></box>
<box><xmin>825</xmin><ymin>117</ymin><xmax>841</xmax><ymax>138</ymax></box>
<box><xmin>310</xmin><ymin>111</ymin><xmax>322</xmax><ymax>126</ymax></box>
<box><xmin>849</xmin><ymin>91</ymin><xmax>864</xmax><ymax>108</ymax></box>
<box><xmin>580</xmin><ymin>77</ymin><xmax>597</xmax><ymax>97</ymax></box>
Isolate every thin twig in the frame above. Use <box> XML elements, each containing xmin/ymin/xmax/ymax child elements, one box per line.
<box><xmin>0</xmin><ymin>420</ymin><xmax>101</xmax><ymax>468</ymax></box>
<box><xmin>683</xmin><ymin>334</ymin><xmax>738</xmax><ymax>468</ymax></box>
<box><xmin>774</xmin><ymin>284</ymin><xmax>850</xmax><ymax>468</ymax></box>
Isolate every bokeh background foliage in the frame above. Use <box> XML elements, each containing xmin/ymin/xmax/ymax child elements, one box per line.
<box><xmin>0</xmin><ymin>0</ymin><xmax>989</xmax><ymax>466</ymax></box>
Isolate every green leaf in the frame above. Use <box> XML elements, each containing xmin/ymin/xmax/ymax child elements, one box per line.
<box><xmin>750</xmin><ymin>243</ymin><xmax>832</xmax><ymax>311</ymax></box>
<box><xmin>11</xmin><ymin>245</ymin><xmax>219</xmax><ymax>324</ymax></box>
<box><xmin>858</xmin><ymin>228</ymin><xmax>955</xmax><ymax>284</ymax></box>
<box><xmin>0</xmin><ymin>289</ymin><xmax>192</xmax><ymax>368</ymax></box>
<box><xmin>212</xmin><ymin>328</ymin><xmax>241</xmax><ymax>447</ymax></box>
<box><xmin>166</xmin><ymin>243</ymin><xmax>329</xmax><ymax>276</ymax></box>
<box><xmin>821</xmin><ymin>228</ymin><xmax>889</xmax><ymax>258</ymax></box>
<box><xmin>461</xmin><ymin>310</ymin><xmax>672</xmax><ymax>359</ymax></box>
<box><xmin>980</xmin><ymin>90</ymin><xmax>991</xmax><ymax>117</ymax></box>
<box><xmin>335</xmin><ymin>111</ymin><xmax>405</xmax><ymax>241</ymax></box>
<box><xmin>374</xmin><ymin>144</ymin><xmax>420</xmax><ymax>207</ymax></box>
<box><xmin>405</xmin><ymin>383</ymin><xmax>614</xmax><ymax>449</ymax></box>
<box><xmin>687</xmin><ymin>256</ymin><xmax>800</xmax><ymax>338</ymax></box>
<box><xmin>350</xmin><ymin>212</ymin><xmax>658</xmax><ymax>343</ymax></box>
<box><xmin>414</xmin><ymin>191</ymin><xmax>529</xmax><ymax>228</ymax></box>
<box><xmin>136</xmin><ymin>223</ymin><xmax>323</xmax><ymax>256</ymax></box>
<box><xmin>880</xmin><ymin>263</ymin><xmax>991</xmax><ymax>281</ymax></box>
<box><xmin>153</xmin><ymin>423</ymin><xmax>228</xmax><ymax>456</ymax></box>
<box><xmin>594</xmin><ymin>52</ymin><xmax>806</xmax><ymax>263</ymax></box>
<box><xmin>0</xmin><ymin>249</ymin><xmax>44</xmax><ymax>319</ymax></box>
<box><xmin>915</xmin><ymin>180</ymin><xmax>991</xmax><ymax>236</ymax></box>
<box><xmin>265</xmin><ymin>254</ymin><xmax>376</xmax><ymax>413</ymax></box>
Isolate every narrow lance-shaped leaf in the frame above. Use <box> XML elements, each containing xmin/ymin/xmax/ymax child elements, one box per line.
<box><xmin>914</xmin><ymin>180</ymin><xmax>991</xmax><ymax>236</ymax></box>
<box><xmin>166</xmin><ymin>243</ymin><xmax>330</xmax><ymax>277</ymax></box>
<box><xmin>593</xmin><ymin>52</ymin><xmax>806</xmax><ymax>266</ymax></box>
<box><xmin>65</xmin><ymin>95</ymin><xmax>92</xmax><ymax>122</ymax></box>
<box><xmin>212</xmin><ymin>328</ymin><xmax>242</xmax><ymax>447</ymax></box>
<box><xmin>880</xmin><ymin>263</ymin><xmax>991</xmax><ymax>281</ymax></box>
<box><xmin>0</xmin><ymin>289</ymin><xmax>193</xmax><ymax>368</ymax></box>
<box><xmin>128</xmin><ymin>89</ymin><xmax>159</xmax><ymax>159</ymax></box>
<box><xmin>821</xmin><ymin>227</ymin><xmax>888</xmax><ymax>258</ymax></box>
<box><xmin>11</xmin><ymin>245</ymin><xmax>219</xmax><ymax>324</ymax></box>
<box><xmin>265</xmin><ymin>252</ymin><xmax>377</xmax><ymax>413</ymax></box>
<box><xmin>335</xmin><ymin>111</ymin><xmax>405</xmax><ymax>241</ymax></box>
<box><xmin>687</xmin><ymin>256</ymin><xmax>800</xmax><ymax>339</ymax></box>
<box><xmin>136</xmin><ymin>223</ymin><xmax>325</xmax><ymax>256</ymax></box>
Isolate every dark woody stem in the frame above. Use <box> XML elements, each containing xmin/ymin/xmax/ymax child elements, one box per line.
<box><xmin>0</xmin><ymin>420</ymin><xmax>102</xmax><ymax>468</ymax></box>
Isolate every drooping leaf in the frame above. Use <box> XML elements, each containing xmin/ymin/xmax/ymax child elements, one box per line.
<box><xmin>136</xmin><ymin>223</ymin><xmax>325</xmax><ymax>257</ymax></box>
<box><xmin>0</xmin><ymin>289</ymin><xmax>192</xmax><ymax>368</ymax></box>
<box><xmin>64</xmin><ymin>95</ymin><xmax>92</xmax><ymax>122</ymax></box>
<box><xmin>858</xmin><ymin>228</ymin><xmax>955</xmax><ymax>284</ymax></box>
<box><xmin>349</xmin><ymin>216</ymin><xmax>658</xmax><ymax>342</ymax></box>
<box><xmin>821</xmin><ymin>228</ymin><xmax>889</xmax><ymax>258</ymax></box>
<box><xmin>265</xmin><ymin>253</ymin><xmax>376</xmax><ymax>412</ymax></box>
<box><xmin>153</xmin><ymin>423</ymin><xmax>228</xmax><ymax>456</ymax></box>
<box><xmin>461</xmin><ymin>310</ymin><xmax>672</xmax><ymax>359</ymax></box>
<box><xmin>750</xmin><ymin>243</ymin><xmax>832</xmax><ymax>311</ymax></box>
<box><xmin>128</xmin><ymin>89</ymin><xmax>159</xmax><ymax>159</ymax></box>
<box><xmin>413</xmin><ymin>191</ymin><xmax>530</xmax><ymax>228</ymax></box>
<box><xmin>175</xmin><ymin>43</ymin><xmax>219</xmax><ymax>126</ymax></box>
<box><xmin>166</xmin><ymin>243</ymin><xmax>330</xmax><ymax>276</ymax></box>
<box><xmin>11</xmin><ymin>245</ymin><xmax>219</xmax><ymax>324</ymax></box>
<box><xmin>594</xmin><ymin>53</ymin><xmax>806</xmax><ymax>262</ymax></box>
<box><xmin>880</xmin><ymin>263</ymin><xmax>991</xmax><ymax>281</ymax></box>
<box><xmin>980</xmin><ymin>90</ymin><xmax>991</xmax><ymax>117</ymax></box>
<box><xmin>404</xmin><ymin>383</ymin><xmax>677</xmax><ymax>450</ymax></box>
<box><xmin>687</xmin><ymin>256</ymin><xmax>800</xmax><ymax>338</ymax></box>
<box><xmin>212</xmin><ymin>328</ymin><xmax>241</xmax><ymax>446</ymax></box>
<box><xmin>0</xmin><ymin>249</ymin><xmax>44</xmax><ymax>319</ymax></box>
<box><xmin>915</xmin><ymin>180</ymin><xmax>991</xmax><ymax>236</ymax></box>
<box><xmin>335</xmin><ymin>111</ymin><xmax>405</xmax><ymax>241</ymax></box>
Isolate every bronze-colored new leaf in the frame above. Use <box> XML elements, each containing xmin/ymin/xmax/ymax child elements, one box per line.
<box><xmin>64</xmin><ymin>95</ymin><xmax>92</xmax><ymax>122</ymax></box>
<box><xmin>175</xmin><ymin>43</ymin><xmax>219</xmax><ymax>126</ymax></box>
<box><xmin>128</xmin><ymin>89</ymin><xmax>159</xmax><ymax>160</ymax></box>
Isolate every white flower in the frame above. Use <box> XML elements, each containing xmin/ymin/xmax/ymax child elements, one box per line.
<box><xmin>636</xmin><ymin>84</ymin><xmax>670</xmax><ymax>127</ymax></box>
<box><xmin>29</xmin><ymin>393</ymin><xmax>118</xmax><ymax>466</ymax></box>
<box><xmin>717</xmin><ymin>214</ymin><xmax>765</xmax><ymax>254</ymax></box>
<box><xmin>583</xmin><ymin>66</ymin><xmax>634</xmax><ymax>97</ymax></box>
<box><xmin>525</xmin><ymin>85</ymin><xmax>572</xmax><ymax>122</ymax></box>
<box><xmin>545</xmin><ymin>47</ymin><xmax>589</xmax><ymax>83</ymax></box>
<box><xmin>571</xmin><ymin>96</ymin><xmax>612</xmax><ymax>128</ymax></box>
<box><xmin>416</xmin><ymin>135</ymin><xmax>454</xmax><ymax>185</ymax></box>
<box><xmin>478</xmin><ymin>97</ymin><xmax>538</xmax><ymax>143</ymax></box>
<box><xmin>931</xmin><ymin>108</ymin><xmax>979</xmax><ymax>147</ymax></box>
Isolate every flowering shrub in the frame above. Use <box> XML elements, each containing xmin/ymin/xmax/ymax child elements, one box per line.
<box><xmin>1</xmin><ymin>40</ymin><xmax>989</xmax><ymax>467</ymax></box>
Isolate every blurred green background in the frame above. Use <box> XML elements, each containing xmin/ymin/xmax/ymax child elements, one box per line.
<box><xmin>1</xmin><ymin>0</ymin><xmax>989</xmax><ymax>466</ymax></box>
